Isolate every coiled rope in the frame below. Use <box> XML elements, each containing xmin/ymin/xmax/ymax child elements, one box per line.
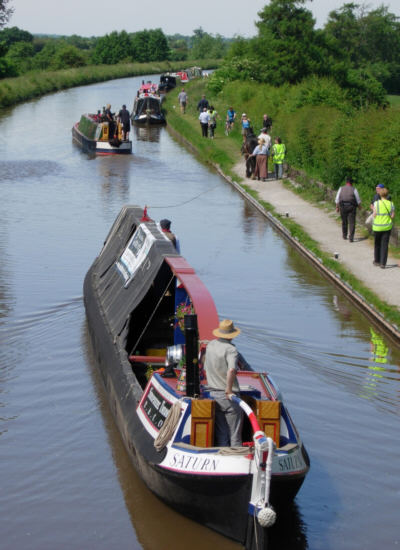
<box><xmin>154</xmin><ymin>400</ymin><xmax>182</xmax><ymax>452</ymax></box>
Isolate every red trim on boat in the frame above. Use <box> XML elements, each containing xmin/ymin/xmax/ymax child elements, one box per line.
<box><xmin>164</xmin><ymin>256</ymin><xmax>219</xmax><ymax>342</ymax></box>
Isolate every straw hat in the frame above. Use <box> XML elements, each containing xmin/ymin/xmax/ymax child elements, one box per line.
<box><xmin>213</xmin><ymin>319</ymin><xmax>241</xmax><ymax>339</ymax></box>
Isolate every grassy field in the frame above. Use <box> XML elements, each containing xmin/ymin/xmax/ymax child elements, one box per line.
<box><xmin>164</xmin><ymin>79</ymin><xmax>245</xmax><ymax>180</ymax></box>
<box><xmin>388</xmin><ymin>95</ymin><xmax>400</xmax><ymax>107</ymax></box>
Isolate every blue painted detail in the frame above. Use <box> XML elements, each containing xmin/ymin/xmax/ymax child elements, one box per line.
<box><xmin>248</xmin><ymin>502</ymin><xmax>262</xmax><ymax>515</ymax></box>
<box><xmin>173</xmin><ymin>398</ymin><xmax>192</xmax><ymax>443</ymax></box>
<box><xmin>153</xmin><ymin>373</ymin><xmax>181</xmax><ymax>397</ymax></box>
<box><xmin>280</xmin><ymin>404</ymin><xmax>297</xmax><ymax>442</ymax></box>
<box><xmin>174</xmin><ymin>286</ymin><xmax>190</xmax><ymax>345</ymax></box>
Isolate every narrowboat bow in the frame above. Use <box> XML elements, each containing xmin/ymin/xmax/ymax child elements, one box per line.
<box><xmin>83</xmin><ymin>206</ymin><xmax>309</xmax><ymax>549</ymax></box>
<box><xmin>132</xmin><ymin>86</ymin><xmax>166</xmax><ymax>125</ymax></box>
<box><xmin>72</xmin><ymin>114</ymin><xmax>132</xmax><ymax>155</ymax></box>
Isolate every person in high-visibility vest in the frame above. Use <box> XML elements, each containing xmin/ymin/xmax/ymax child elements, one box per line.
<box><xmin>272</xmin><ymin>137</ymin><xmax>286</xmax><ymax>179</ymax></box>
<box><xmin>372</xmin><ymin>187</ymin><xmax>395</xmax><ymax>268</ymax></box>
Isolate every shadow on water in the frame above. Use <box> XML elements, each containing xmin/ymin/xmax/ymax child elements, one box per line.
<box><xmin>83</xmin><ymin>321</ymin><xmax>308</xmax><ymax>550</ymax></box>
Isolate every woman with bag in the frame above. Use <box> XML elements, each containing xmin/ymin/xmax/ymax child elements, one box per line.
<box><xmin>372</xmin><ymin>188</ymin><xmax>395</xmax><ymax>269</ymax></box>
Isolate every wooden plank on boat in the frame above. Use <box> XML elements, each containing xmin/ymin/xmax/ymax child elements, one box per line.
<box><xmin>190</xmin><ymin>399</ymin><xmax>215</xmax><ymax>447</ymax></box>
<box><xmin>256</xmin><ymin>401</ymin><xmax>281</xmax><ymax>447</ymax></box>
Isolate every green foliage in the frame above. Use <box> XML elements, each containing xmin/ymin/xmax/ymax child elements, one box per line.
<box><xmin>51</xmin><ymin>45</ymin><xmax>87</xmax><ymax>69</ymax></box>
<box><xmin>190</xmin><ymin>27</ymin><xmax>228</xmax><ymax>60</ymax></box>
<box><xmin>0</xmin><ymin>26</ymin><xmax>33</xmax><ymax>47</ymax></box>
<box><xmin>211</xmin><ymin>0</ymin><xmax>393</xmax><ymax>105</ymax></box>
<box><xmin>5</xmin><ymin>41</ymin><xmax>35</xmax><ymax>74</ymax></box>
<box><xmin>0</xmin><ymin>54</ymin><xmax>16</xmax><ymax>77</ymax></box>
<box><xmin>91</xmin><ymin>31</ymin><xmax>133</xmax><ymax>65</ymax></box>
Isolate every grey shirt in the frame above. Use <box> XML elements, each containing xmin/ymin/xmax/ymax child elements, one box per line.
<box><xmin>178</xmin><ymin>91</ymin><xmax>187</xmax><ymax>103</ymax></box>
<box><xmin>204</xmin><ymin>338</ymin><xmax>240</xmax><ymax>392</ymax></box>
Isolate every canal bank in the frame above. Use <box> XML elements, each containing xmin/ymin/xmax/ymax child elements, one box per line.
<box><xmin>166</xmin><ymin>122</ymin><xmax>400</xmax><ymax>342</ymax></box>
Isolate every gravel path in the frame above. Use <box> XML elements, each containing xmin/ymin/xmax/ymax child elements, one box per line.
<box><xmin>234</xmin><ymin>162</ymin><xmax>400</xmax><ymax>309</ymax></box>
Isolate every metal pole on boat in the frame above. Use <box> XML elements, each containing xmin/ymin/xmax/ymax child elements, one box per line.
<box><xmin>184</xmin><ymin>314</ymin><xmax>200</xmax><ymax>397</ymax></box>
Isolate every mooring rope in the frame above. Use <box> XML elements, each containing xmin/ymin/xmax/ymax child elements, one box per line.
<box><xmin>145</xmin><ymin>184</ymin><xmax>220</xmax><ymax>209</ymax></box>
<box><xmin>154</xmin><ymin>400</ymin><xmax>182</xmax><ymax>452</ymax></box>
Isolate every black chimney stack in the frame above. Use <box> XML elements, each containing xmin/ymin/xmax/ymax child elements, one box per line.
<box><xmin>184</xmin><ymin>314</ymin><xmax>199</xmax><ymax>397</ymax></box>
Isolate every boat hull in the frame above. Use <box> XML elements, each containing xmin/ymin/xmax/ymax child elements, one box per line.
<box><xmin>72</xmin><ymin>124</ymin><xmax>132</xmax><ymax>155</ymax></box>
<box><xmin>132</xmin><ymin>115</ymin><xmax>166</xmax><ymax>126</ymax></box>
<box><xmin>83</xmin><ymin>206</ymin><xmax>308</xmax><ymax>548</ymax></box>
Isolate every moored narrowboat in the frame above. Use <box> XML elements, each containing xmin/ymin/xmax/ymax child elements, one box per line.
<box><xmin>83</xmin><ymin>206</ymin><xmax>309</xmax><ymax>549</ymax></box>
<box><xmin>159</xmin><ymin>74</ymin><xmax>177</xmax><ymax>93</ymax></box>
<box><xmin>72</xmin><ymin>114</ymin><xmax>132</xmax><ymax>155</ymax></box>
<box><xmin>131</xmin><ymin>92</ymin><xmax>166</xmax><ymax>125</ymax></box>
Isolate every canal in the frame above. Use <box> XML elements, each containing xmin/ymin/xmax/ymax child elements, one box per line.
<box><xmin>0</xmin><ymin>74</ymin><xmax>399</xmax><ymax>550</ymax></box>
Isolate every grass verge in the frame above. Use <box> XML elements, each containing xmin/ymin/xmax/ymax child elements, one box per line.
<box><xmin>0</xmin><ymin>59</ymin><xmax>220</xmax><ymax>109</ymax></box>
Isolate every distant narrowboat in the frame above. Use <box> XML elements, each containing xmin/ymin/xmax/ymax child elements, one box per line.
<box><xmin>72</xmin><ymin>114</ymin><xmax>132</xmax><ymax>155</ymax></box>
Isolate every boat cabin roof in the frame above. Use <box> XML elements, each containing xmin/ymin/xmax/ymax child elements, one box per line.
<box><xmin>88</xmin><ymin>205</ymin><xmax>218</xmax><ymax>344</ymax></box>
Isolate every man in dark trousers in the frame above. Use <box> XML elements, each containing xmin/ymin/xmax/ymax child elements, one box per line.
<box><xmin>197</xmin><ymin>94</ymin><xmax>209</xmax><ymax>112</ymax></box>
<box><xmin>118</xmin><ymin>105</ymin><xmax>131</xmax><ymax>141</ymax></box>
<box><xmin>335</xmin><ymin>176</ymin><xmax>361</xmax><ymax>242</ymax></box>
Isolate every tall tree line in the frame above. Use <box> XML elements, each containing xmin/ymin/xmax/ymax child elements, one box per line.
<box><xmin>209</xmin><ymin>0</ymin><xmax>400</xmax><ymax>104</ymax></box>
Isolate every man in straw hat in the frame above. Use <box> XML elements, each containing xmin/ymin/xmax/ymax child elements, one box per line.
<box><xmin>204</xmin><ymin>319</ymin><xmax>243</xmax><ymax>447</ymax></box>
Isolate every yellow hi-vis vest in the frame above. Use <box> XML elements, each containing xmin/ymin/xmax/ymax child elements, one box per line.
<box><xmin>272</xmin><ymin>143</ymin><xmax>286</xmax><ymax>164</ymax></box>
<box><xmin>372</xmin><ymin>199</ymin><xmax>394</xmax><ymax>232</ymax></box>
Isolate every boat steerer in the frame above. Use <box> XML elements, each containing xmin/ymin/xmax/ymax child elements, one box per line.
<box><xmin>231</xmin><ymin>396</ymin><xmax>277</xmax><ymax>528</ymax></box>
<box><xmin>184</xmin><ymin>314</ymin><xmax>200</xmax><ymax>397</ymax></box>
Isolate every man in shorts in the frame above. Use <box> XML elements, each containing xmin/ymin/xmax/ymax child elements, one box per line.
<box><xmin>178</xmin><ymin>88</ymin><xmax>187</xmax><ymax>114</ymax></box>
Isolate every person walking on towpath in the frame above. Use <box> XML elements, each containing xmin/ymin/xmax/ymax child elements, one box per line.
<box><xmin>261</xmin><ymin>113</ymin><xmax>272</xmax><ymax>133</ymax></box>
<box><xmin>197</xmin><ymin>94</ymin><xmax>209</xmax><ymax>113</ymax></box>
<box><xmin>241</xmin><ymin>114</ymin><xmax>252</xmax><ymax>142</ymax></box>
<box><xmin>204</xmin><ymin>319</ymin><xmax>243</xmax><ymax>447</ymax></box>
<box><xmin>372</xmin><ymin>187</ymin><xmax>395</xmax><ymax>269</ymax></box>
<box><xmin>207</xmin><ymin>105</ymin><xmax>218</xmax><ymax>139</ymax></box>
<box><xmin>225</xmin><ymin>107</ymin><xmax>236</xmax><ymax>135</ymax></box>
<box><xmin>335</xmin><ymin>176</ymin><xmax>361</xmax><ymax>242</ymax></box>
<box><xmin>271</xmin><ymin>137</ymin><xmax>286</xmax><ymax>179</ymax></box>
<box><xmin>199</xmin><ymin>107</ymin><xmax>210</xmax><ymax>138</ymax></box>
<box><xmin>178</xmin><ymin>88</ymin><xmax>187</xmax><ymax>114</ymax></box>
<box><xmin>250</xmin><ymin>138</ymin><xmax>268</xmax><ymax>181</ymax></box>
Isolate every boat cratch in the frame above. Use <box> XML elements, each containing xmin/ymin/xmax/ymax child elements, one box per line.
<box><xmin>83</xmin><ymin>206</ymin><xmax>309</xmax><ymax>549</ymax></box>
<box><xmin>72</xmin><ymin>114</ymin><xmax>132</xmax><ymax>155</ymax></box>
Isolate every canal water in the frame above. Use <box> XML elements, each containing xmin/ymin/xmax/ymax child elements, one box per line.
<box><xmin>1</xmin><ymin>75</ymin><xmax>399</xmax><ymax>550</ymax></box>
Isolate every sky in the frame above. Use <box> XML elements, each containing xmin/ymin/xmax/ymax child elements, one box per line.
<box><xmin>7</xmin><ymin>0</ymin><xmax>400</xmax><ymax>38</ymax></box>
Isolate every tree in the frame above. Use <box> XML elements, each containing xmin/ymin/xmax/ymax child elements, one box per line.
<box><xmin>91</xmin><ymin>31</ymin><xmax>133</xmax><ymax>65</ymax></box>
<box><xmin>5</xmin><ymin>40</ymin><xmax>34</xmax><ymax>73</ymax></box>
<box><xmin>253</xmin><ymin>0</ymin><xmax>324</xmax><ymax>85</ymax></box>
<box><xmin>51</xmin><ymin>45</ymin><xmax>87</xmax><ymax>69</ymax></box>
<box><xmin>147</xmin><ymin>29</ymin><xmax>169</xmax><ymax>61</ymax></box>
<box><xmin>0</xmin><ymin>0</ymin><xmax>13</xmax><ymax>30</ymax></box>
<box><xmin>323</xmin><ymin>4</ymin><xmax>400</xmax><ymax>93</ymax></box>
<box><xmin>0</xmin><ymin>26</ymin><xmax>33</xmax><ymax>47</ymax></box>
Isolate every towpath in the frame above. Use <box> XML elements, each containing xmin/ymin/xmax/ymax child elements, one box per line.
<box><xmin>233</xmin><ymin>162</ymin><xmax>400</xmax><ymax>310</ymax></box>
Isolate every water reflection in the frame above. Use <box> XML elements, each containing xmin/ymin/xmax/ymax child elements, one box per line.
<box><xmin>96</xmin><ymin>155</ymin><xmax>132</xmax><ymax>202</ymax></box>
<box><xmin>134</xmin><ymin>125</ymin><xmax>161</xmax><ymax>142</ymax></box>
